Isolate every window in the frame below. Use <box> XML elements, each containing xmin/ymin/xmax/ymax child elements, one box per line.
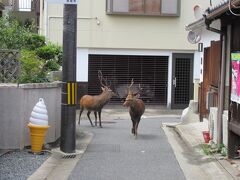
<box><xmin>19</xmin><ymin>0</ymin><xmax>32</xmax><ymax>12</ymax></box>
<box><xmin>106</xmin><ymin>0</ymin><xmax>180</xmax><ymax>16</ymax></box>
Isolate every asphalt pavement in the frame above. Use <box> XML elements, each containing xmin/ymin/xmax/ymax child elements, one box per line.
<box><xmin>69</xmin><ymin>115</ymin><xmax>185</xmax><ymax>180</ymax></box>
<box><xmin>28</xmin><ymin>105</ymin><xmax>239</xmax><ymax>180</ymax></box>
<box><xmin>28</xmin><ymin>106</ymin><xmax>239</xmax><ymax>180</ymax></box>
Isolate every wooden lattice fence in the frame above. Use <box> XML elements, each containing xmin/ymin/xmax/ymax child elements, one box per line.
<box><xmin>0</xmin><ymin>50</ymin><xmax>20</xmax><ymax>83</ymax></box>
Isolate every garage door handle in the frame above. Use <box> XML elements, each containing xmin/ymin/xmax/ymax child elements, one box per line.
<box><xmin>173</xmin><ymin>77</ymin><xmax>177</xmax><ymax>88</ymax></box>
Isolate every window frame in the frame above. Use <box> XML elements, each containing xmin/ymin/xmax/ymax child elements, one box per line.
<box><xmin>106</xmin><ymin>0</ymin><xmax>181</xmax><ymax>17</ymax></box>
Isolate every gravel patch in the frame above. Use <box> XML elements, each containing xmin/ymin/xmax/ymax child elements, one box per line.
<box><xmin>0</xmin><ymin>149</ymin><xmax>50</xmax><ymax>180</ymax></box>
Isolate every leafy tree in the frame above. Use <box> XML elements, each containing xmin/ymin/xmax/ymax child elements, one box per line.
<box><xmin>0</xmin><ymin>15</ymin><xmax>63</xmax><ymax>83</ymax></box>
<box><xmin>18</xmin><ymin>50</ymin><xmax>48</xmax><ymax>83</ymax></box>
<box><xmin>36</xmin><ymin>43</ymin><xmax>62</xmax><ymax>72</ymax></box>
<box><xmin>25</xmin><ymin>34</ymin><xmax>46</xmax><ymax>50</ymax></box>
<box><xmin>36</xmin><ymin>43</ymin><xmax>62</xmax><ymax>63</ymax></box>
<box><xmin>0</xmin><ymin>16</ymin><xmax>29</xmax><ymax>49</ymax></box>
<box><xmin>0</xmin><ymin>16</ymin><xmax>46</xmax><ymax>50</ymax></box>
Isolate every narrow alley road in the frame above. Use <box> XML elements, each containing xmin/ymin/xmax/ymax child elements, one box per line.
<box><xmin>69</xmin><ymin>116</ymin><xmax>185</xmax><ymax>180</ymax></box>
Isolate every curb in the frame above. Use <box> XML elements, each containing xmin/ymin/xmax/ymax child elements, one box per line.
<box><xmin>170</xmin><ymin>124</ymin><xmax>238</xmax><ymax>180</ymax></box>
<box><xmin>28</xmin><ymin>131</ymin><xmax>93</xmax><ymax>180</ymax></box>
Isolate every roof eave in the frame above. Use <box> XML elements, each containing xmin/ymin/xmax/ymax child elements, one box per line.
<box><xmin>186</xmin><ymin>0</ymin><xmax>240</xmax><ymax>31</ymax></box>
<box><xmin>185</xmin><ymin>18</ymin><xmax>205</xmax><ymax>31</ymax></box>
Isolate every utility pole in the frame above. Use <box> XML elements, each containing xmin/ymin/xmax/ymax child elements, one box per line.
<box><xmin>60</xmin><ymin>3</ymin><xmax>77</xmax><ymax>153</ymax></box>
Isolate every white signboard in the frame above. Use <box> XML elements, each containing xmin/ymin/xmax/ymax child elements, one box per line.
<box><xmin>46</xmin><ymin>0</ymin><xmax>78</xmax><ymax>4</ymax></box>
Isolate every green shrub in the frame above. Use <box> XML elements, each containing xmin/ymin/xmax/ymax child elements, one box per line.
<box><xmin>200</xmin><ymin>143</ymin><xmax>227</xmax><ymax>156</ymax></box>
<box><xmin>35</xmin><ymin>43</ymin><xmax>62</xmax><ymax>72</ymax></box>
<box><xmin>44</xmin><ymin>60</ymin><xmax>60</xmax><ymax>71</ymax></box>
<box><xmin>18</xmin><ymin>50</ymin><xmax>48</xmax><ymax>83</ymax></box>
<box><xmin>36</xmin><ymin>44</ymin><xmax>62</xmax><ymax>62</ymax></box>
<box><xmin>0</xmin><ymin>16</ymin><xmax>45</xmax><ymax>50</ymax></box>
<box><xmin>0</xmin><ymin>16</ymin><xmax>62</xmax><ymax>83</ymax></box>
<box><xmin>25</xmin><ymin>34</ymin><xmax>46</xmax><ymax>50</ymax></box>
<box><xmin>200</xmin><ymin>144</ymin><xmax>211</xmax><ymax>155</ymax></box>
<box><xmin>0</xmin><ymin>16</ymin><xmax>30</xmax><ymax>49</ymax></box>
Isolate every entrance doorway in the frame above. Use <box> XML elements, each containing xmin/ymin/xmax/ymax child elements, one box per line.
<box><xmin>171</xmin><ymin>53</ymin><xmax>194</xmax><ymax>109</ymax></box>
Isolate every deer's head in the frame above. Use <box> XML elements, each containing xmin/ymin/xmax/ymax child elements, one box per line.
<box><xmin>98</xmin><ymin>70</ymin><xmax>117</xmax><ymax>98</ymax></box>
<box><xmin>123</xmin><ymin>79</ymin><xmax>141</xmax><ymax>107</ymax></box>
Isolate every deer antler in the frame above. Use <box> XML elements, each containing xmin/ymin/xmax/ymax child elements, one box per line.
<box><xmin>98</xmin><ymin>70</ymin><xmax>105</xmax><ymax>87</ymax></box>
<box><xmin>127</xmin><ymin>78</ymin><xmax>134</xmax><ymax>92</ymax></box>
<box><xmin>103</xmin><ymin>76</ymin><xmax>111</xmax><ymax>87</ymax></box>
<box><xmin>98</xmin><ymin>70</ymin><xmax>111</xmax><ymax>88</ymax></box>
<box><xmin>128</xmin><ymin>78</ymin><xmax>134</xmax><ymax>91</ymax></box>
<box><xmin>134</xmin><ymin>84</ymin><xmax>143</xmax><ymax>95</ymax></box>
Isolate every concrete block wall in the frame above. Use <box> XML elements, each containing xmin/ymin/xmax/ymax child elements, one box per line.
<box><xmin>0</xmin><ymin>82</ymin><xmax>61</xmax><ymax>149</ymax></box>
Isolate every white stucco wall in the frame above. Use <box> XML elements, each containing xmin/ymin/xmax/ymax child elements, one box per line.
<box><xmin>76</xmin><ymin>48</ymin><xmax>198</xmax><ymax>107</ymax></box>
<box><xmin>41</xmin><ymin>0</ymin><xmax>211</xmax><ymax>51</ymax></box>
<box><xmin>41</xmin><ymin>0</ymin><xmax>214</xmax><ymax>106</ymax></box>
<box><xmin>199</xmin><ymin>20</ymin><xmax>221</xmax><ymax>82</ymax></box>
<box><xmin>76</xmin><ymin>48</ymin><xmax>89</xmax><ymax>82</ymax></box>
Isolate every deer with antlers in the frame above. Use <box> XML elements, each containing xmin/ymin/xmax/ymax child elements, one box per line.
<box><xmin>123</xmin><ymin>79</ymin><xmax>145</xmax><ymax>138</ymax></box>
<box><xmin>78</xmin><ymin>71</ymin><xmax>116</xmax><ymax>127</ymax></box>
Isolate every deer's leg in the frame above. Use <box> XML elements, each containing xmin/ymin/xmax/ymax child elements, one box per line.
<box><xmin>134</xmin><ymin>119</ymin><xmax>140</xmax><ymax>138</ymax></box>
<box><xmin>98</xmin><ymin>110</ymin><xmax>102</xmax><ymax>128</ymax></box>
<box><xmin>131</xmin><ymin>119</ymin><xmax>135</xmax><ymax>135</ymax></box>
<box><xmin>94</xmin><ymin>111</ymin><xmax>97</xmax><ymax>126</ymax></box>
<box><xmin>134</xmin><ymin>121</ymin><xmax>139</xmax><ymax>139</ymax></box>
<box><xmin>87</xmin><ymin>111</ymin><xmax>94</xmax><ymax>127</ymax></box>
<box><xmin>78</xmin><ymin>108</ymin><xmax>84</xmax><ymax>125</ymax></box>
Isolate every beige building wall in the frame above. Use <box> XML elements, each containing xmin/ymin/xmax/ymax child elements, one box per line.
<box><xmin>40</xmin><ymin>0</ymin><xmax>210</xmax><ymax>50</ymax></box>
<box><xmin>39</xmin><ymin>0</ymin><xmax>214</xmax><ymax>107</ymax></box>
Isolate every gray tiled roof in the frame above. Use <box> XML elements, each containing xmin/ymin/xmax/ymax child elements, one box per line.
<box><xmin>206</xmin><ymin>0</ymin><xmax>229</xmax><ymax>14</ymax></box>
<box><xmin>186</xmin><ymin>0</ymin><xmax>240</xmax><ymax>31</ymax></box>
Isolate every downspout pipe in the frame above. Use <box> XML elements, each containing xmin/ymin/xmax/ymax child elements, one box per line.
<box><xmin>204</xmin><ymin>15</ymin><xmax>226</xmax><ymax>145</ymax></box>
<box><xmin>204</xmin><ymin>14</ymin><xmax>224</xmax><ymax>35</ymax></box>
<box><xmin>217</xmin><ymin>34</ymin><xmax>226</xmax><ymax>145</ymax></box>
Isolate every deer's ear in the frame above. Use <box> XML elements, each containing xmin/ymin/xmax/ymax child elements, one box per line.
<box><xmin>134</xmin><ymin>93</ymin><xmax>140</xmax><ymax>98</ymax></box>
<box><xmin>101</xmin><ymin>87</ymin><xmax>105</xmax><ymax>91</ymax></box>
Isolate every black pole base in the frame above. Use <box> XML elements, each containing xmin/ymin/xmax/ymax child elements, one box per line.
<box><xmin>60</xmin><ymin>105</ymin><xmax>76</xmax><ymax>153</ymax></box>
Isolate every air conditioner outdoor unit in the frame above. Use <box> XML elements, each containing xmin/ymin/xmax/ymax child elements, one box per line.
<box><xmin>209</xmin><ymin>107</ymin><xmax>218</xmax><ymax>144</ymax></box>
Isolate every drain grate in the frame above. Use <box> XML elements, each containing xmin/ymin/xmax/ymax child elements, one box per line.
<box><xmin>62</xmin><ymin>154</ymin><xmax>76</xmax><ymax>159</ymax></box>
<box><xmin>51</xmin><ymin>148</ymin><xmax>84</xmax><ymax>159</ymax></box>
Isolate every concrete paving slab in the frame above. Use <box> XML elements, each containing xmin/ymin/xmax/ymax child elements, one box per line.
<box><xmin>163</xmin><ymin>126</ymin><xmax>210</xmax><ymax>180</ymax></box>
<box><xmin>163</xmin><ymin>126</ymin><xmax>235</xmax><ymax>180</ymax></box>
<box><xmin>28</xmin><ymin>130</ymin><xmax>93</xmax><ymax>180</ymax></box>
<box><xmin>175</xmin><ymin>120</ymin><xmax>209</xmax><ymax>147</ymax></box>
<box><xmin>163</xmin><ymin>120</ymin><xmax>240</xmax><ymax>180</ymax></box>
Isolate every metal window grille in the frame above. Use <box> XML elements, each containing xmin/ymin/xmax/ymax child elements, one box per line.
<box><xmin>88</xmin><ymin>55</ymin><xmax>168</xmax><ymax>105</ymax></box>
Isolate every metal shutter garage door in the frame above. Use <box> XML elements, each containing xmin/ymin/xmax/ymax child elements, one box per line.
<box><xmin>88</xmin><ymin>55</ymin><xmax>168</xmax><ymax>105</ymax></box>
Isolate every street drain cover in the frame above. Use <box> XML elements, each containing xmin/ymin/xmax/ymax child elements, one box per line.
<box><xmin>62</xmin><ymin>154</ymin><xmax>76</xmax><ymax>159</ymax></box>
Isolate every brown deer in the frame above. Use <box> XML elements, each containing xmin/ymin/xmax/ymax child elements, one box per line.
<box><xmin>123</xmin><ymin>79</ymin><xmax>145</xmax><ymax>138</ymax></box>
<box><xmin>78</xmin><ymin>71</ymin><xmax>116</xmax><ymax>127</ymax></box>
